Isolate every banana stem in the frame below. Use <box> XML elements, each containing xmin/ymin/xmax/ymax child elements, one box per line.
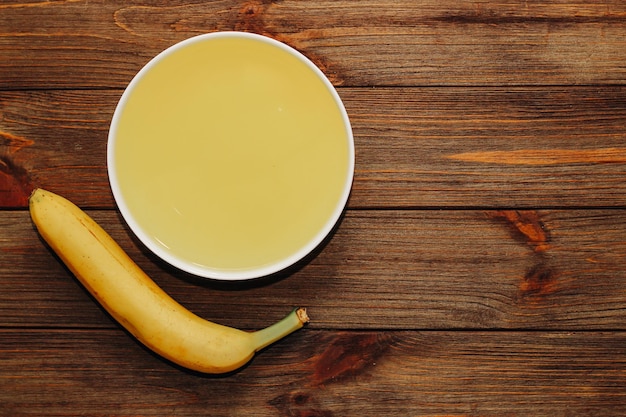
<box><xmin>251</xmin><ymin>308</ymin><xmax>309</xmax><ymax>352</ymax></box>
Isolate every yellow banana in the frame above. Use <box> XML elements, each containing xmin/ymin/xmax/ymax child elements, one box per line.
<box><xmin>29</xmin><ymin>188</ymin><xmax>308</xmax><ymax>374</ymax></box>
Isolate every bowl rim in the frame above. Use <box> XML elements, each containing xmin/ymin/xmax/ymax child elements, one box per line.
<box><xmin>107</xmin><ymin>31</ymin><xmax>355</xmax><ymax>280</ymax></box>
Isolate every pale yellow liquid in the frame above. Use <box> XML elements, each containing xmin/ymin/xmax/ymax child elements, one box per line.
<box><xmin>112</xmin><ymin>36</ymin><xmax>351</xmax><ymax>275</ymax></box>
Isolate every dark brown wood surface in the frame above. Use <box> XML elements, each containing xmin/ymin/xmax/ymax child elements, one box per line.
<box><xmin>1</xmin><ymin>1</ymin><xmax>625</xmax><ymax>416</ymax></box>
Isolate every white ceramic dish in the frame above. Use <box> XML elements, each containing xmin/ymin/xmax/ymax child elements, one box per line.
<box><xmin>107</xmin><ymin>32</ymin><xmax>354</xmax><ymax>280</ymax></box>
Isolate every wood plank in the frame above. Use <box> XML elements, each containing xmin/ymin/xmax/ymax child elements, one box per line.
<box><xmin>2</xmin><ymin>0</ymin><xmax>626</xmax><ymax>89</ymax></box>
<box><xmin>348</xmin><ymin>86</ymin><xmax>626</xmax><ymax>208</ymax></box>
<box><xmin>0</xmin><ymin>91</ymin><xmax>111</xmax><ymax>208</ymax></box>
<box><xmin>2</xmin><ymin>209</ymin><xmax>625</xmax><ymax>330</ymax></box>
<box><xmin>1</xmin><ymin>329</ymin><xmax>624</xmax><ymax>416</ymax></box>
<box><xmin>2</xmin><ymin>87</ymin><xmax>626</xmax><ymax>209</ymax></box>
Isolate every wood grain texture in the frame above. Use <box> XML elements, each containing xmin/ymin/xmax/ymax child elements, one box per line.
<box><xmin>2</xmin><ymin>1</ymin><xmax>626</xmax><ymax>415</ymax></box>
<box><xmin>1</xmin><ymin>87</ymin><xmax>625</xmax><ymax>208</ymax></box>
<box><xmin>1</xmin><ymin>329</ymin><xmax>624</xmax><ymax>416</ymax></box>
<box><xmin>2</xmin><ymin>209</ymin><xmax>625</xmax><ymax>330</ymax></box>
<box><xmin>1</xmin><ymin>0</ymin><xmax>625</xmax><ymax>89</ymax></box>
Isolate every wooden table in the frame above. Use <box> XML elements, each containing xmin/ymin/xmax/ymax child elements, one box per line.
<box><xmin>2</xmin><ymin>1</ymin><xmax>626</xmax><ymax>415</ymax></box>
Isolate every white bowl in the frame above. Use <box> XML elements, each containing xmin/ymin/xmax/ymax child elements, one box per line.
<box><xmin>107</xmin><ymin>32</ymin><xmax>354</xmax><ymax>280</ymax></box>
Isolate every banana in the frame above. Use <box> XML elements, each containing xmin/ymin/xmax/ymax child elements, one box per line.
<box><xmin>29</xmin><ymin>188</ymin><xmax>308</xmax><ymax>374</ymax></box>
